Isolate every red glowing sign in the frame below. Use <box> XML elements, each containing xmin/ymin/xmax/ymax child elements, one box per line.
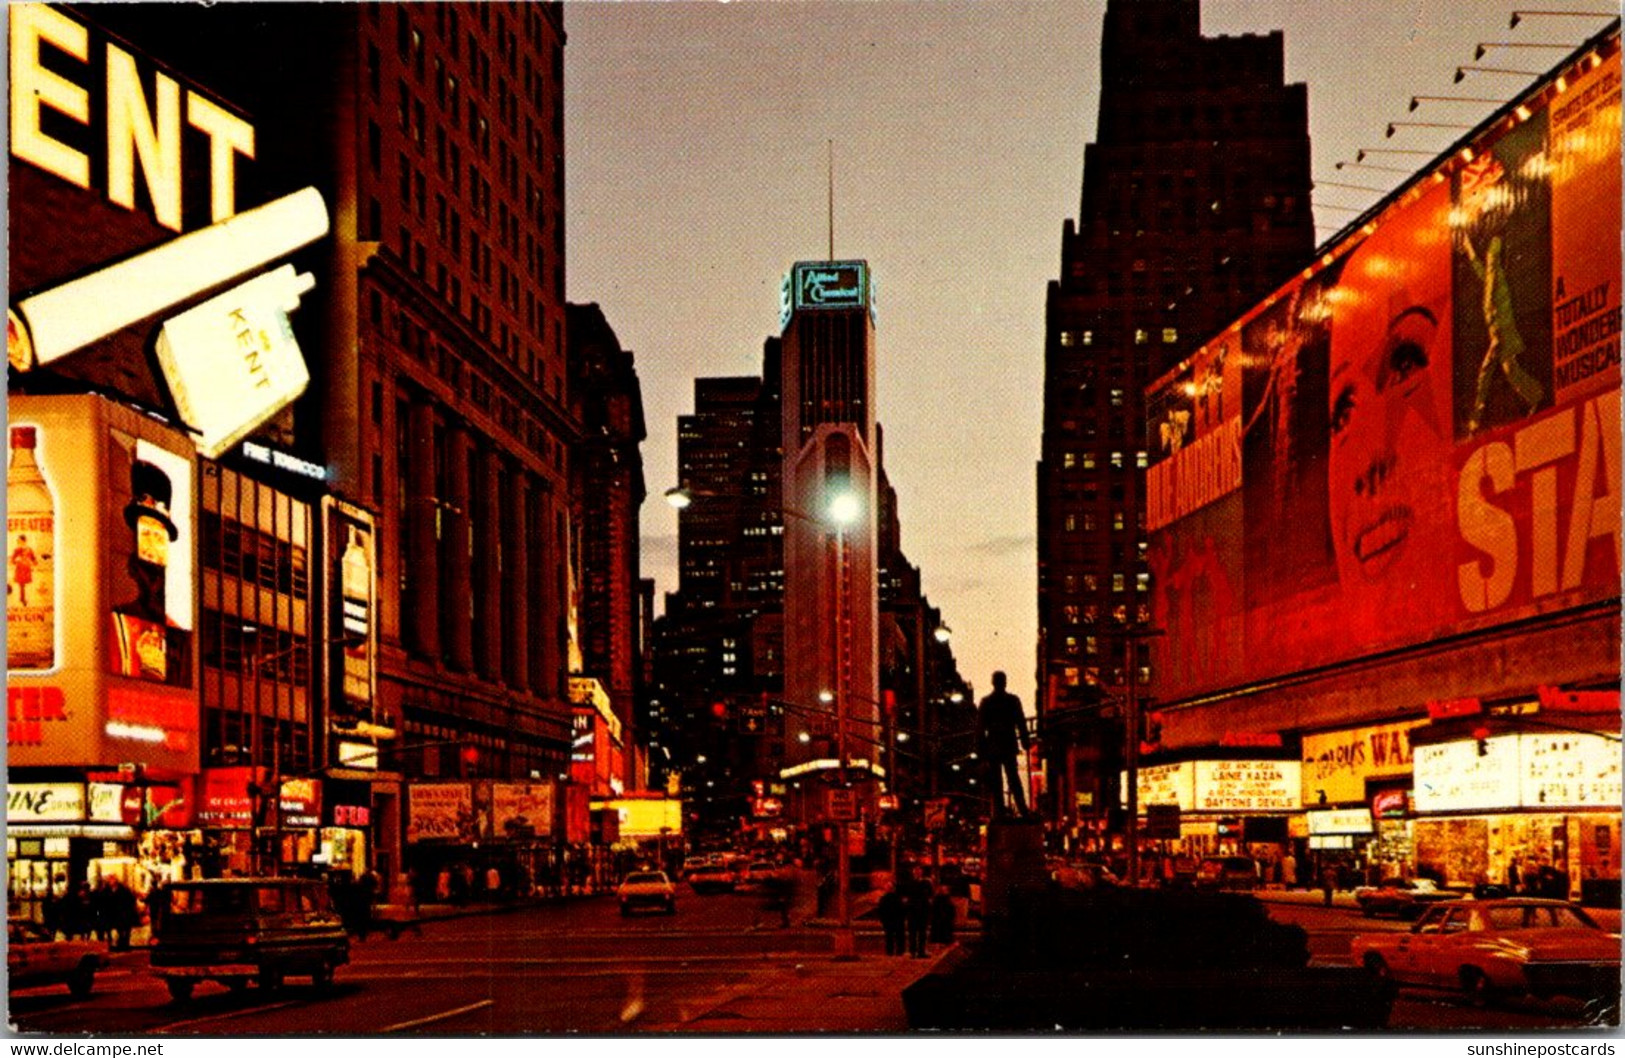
<box><xmin>7</xmin><ymin>684</ymin><xmax>66</xmax><ymax>745</ymax></box>
<box><xmin>1146</xmin><ymin>51</ymin><xmax>1622</xmax><ymax>703</ymax></box>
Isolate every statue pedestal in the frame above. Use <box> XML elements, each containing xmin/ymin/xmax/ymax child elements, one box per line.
<box><xmin>983</xmin><ymin>818</ymin><xmax>1045</xmax><ymax>923</ymax></box>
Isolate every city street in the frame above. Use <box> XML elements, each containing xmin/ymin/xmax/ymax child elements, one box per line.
<box><xmin>9</xmin><ymin>887</ymin><xmax>848</xmax><ymax>1035</ymax></box>
<box><xmin>9</xmin><ymin>885</ymin><xmax>1616</xmax><ymax>1035</ymax></box>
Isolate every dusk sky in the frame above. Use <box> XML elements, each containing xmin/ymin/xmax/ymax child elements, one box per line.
<box><xmin>563</xmin><ymin>0</ymin><xmax>1612</xmax><ymax>708</ymax></box>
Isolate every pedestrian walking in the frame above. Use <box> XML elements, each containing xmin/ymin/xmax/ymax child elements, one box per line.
<box><xmin>929</xmin><ymin>885</ymin><xmax>956</xmax><ymax>947</ymax></box>
<box><xmin>146</xmin><ymin>877</ymin><xmax>171</xmax><ymax>938</ymax></box>
<box><xmin>904</xmin><ymin>874</ymin><xmax>932</xmax><ymax>958</ymax></box>
<box><xmin>1320</xmin><ymin>866</ymin><xmax>1335</xmax><ymax>907</ymax></box>
<box><xmin>877</xmin><ymin>884</ymin><xmax>906</xmax><ymax>956</ymax></box>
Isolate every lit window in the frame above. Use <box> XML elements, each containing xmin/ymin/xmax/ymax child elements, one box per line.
<box><xmin>1065</xmin><ymin>636</ymin><xmax>1079</xmax><ymax>656</ymax></box>
<box><xmin>1110</xmin><ymin>389</ymin><xmax>1125</xmax><ymax>407</ymax></box>
<box><xmin>1137</xmin><ymin>572</ymin><xmax>1151</xmax><ymax>592</ymax></box>
<box><xmin>1063</xmin><ymin>452</ymin><xmax>1076</xmax><ymax>469</ymax></box>
<box><xmin>1111</xmin><ymin>451</ymin><xmax>1124</xmax><ymax>469</ymax></box>
<box><xmin>1085</xmin><ymin>636</ymin><xmax>1099</xmax><ymax>655</ymax></box>
<box><xmin>1082</xmin><ymin>513</ymin><xmax>1097</xmax><ymax>532</ymax></box>
<box><xmin>1112</xmin><ymin>573</ymin><xmax>1126</xmax><ymax>593</ymax></box>
<box><xmin>1162</xmin><ymin>327</ymin><xmax>1179</xmax><ymax>344</ymax></box>
<box><xmin>1082</xmin><ymin>452</ymin><xmax>1098</xmax><ymax>470</ymax></box>
<box><xmin>1113</xmin><ymin>511</ymin><xmax>1126</xmax><ymax>531</ymax></box>
<box><xmin>1064</xmin><ymin>514</ymin><xmax>1077</xmax><ymax>532</ymax></box>
<box><xmin>1134</xmin><ymin>329</ymin><xmax>1148</xmax><ymax>345</ymax></box>
<box><xmin>1081</xmin><ymin>330</ymin><xmax>1094</xmax><ymax>346</ymax></box>
<box><xmin>1063</xmin><ymin>605</ymin><xmax>1080</xmax><ymax>625</ymax></box>
<box><xmin>1083</xmin><ymin>574</ymin><xmax>1099</xmax><ymax>592</ymax></box>
<box><xmin>1136</xmin><ymin>451</ymin><xmax>1149</xmax><ymax>469</ymax></box>
<box><xmin>1059</xmin><ymin>331</ymin><xmax>1076</xmax><ymax>347</ymax></box>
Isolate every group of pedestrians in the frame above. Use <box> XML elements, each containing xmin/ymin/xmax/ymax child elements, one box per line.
<box><xmin>43</xmin><ymin>876</ymin><xmax>140</xmax><ymax>949</ymax></box>
<box><xmin>876</xmin><ymin>871</ymin><xmax>955</xmax><ymax>958</ymax></box>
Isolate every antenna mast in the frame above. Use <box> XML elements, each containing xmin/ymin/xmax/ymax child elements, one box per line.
<box><xmin>827</xmin><ymin>139</ymin><xmax>834</xmax><ymax>262</ymax></box>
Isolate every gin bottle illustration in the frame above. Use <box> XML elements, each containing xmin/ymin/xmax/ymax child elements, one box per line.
<box><xmin>8</xmin><ymin>425</ymin><xmax>56</xmax><ymax>670</ymax></box>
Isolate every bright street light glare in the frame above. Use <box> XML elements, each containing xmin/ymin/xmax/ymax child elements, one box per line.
<box><xmin>798</xmin><ymin>732</ymin><xmax>811</xmax><ymax>744</ymax></box>
<box><xmin>663</xmin><ymin>487</ymin><xmax>692</xmax><ymax>509</ymax></box>
<box><xmin>933</xmin><ymin>625</ymin><xmax>952</xmax><ymax>643</ymax></box>
<box><xmin>818</xmin><ymin>690</ymin><xmax>834</xmax><ymax>704</ymax></box>
<box><xmin>827</xmin><ymin>491</ymin><xmax>861</xmax><ymax>526</ymax></box>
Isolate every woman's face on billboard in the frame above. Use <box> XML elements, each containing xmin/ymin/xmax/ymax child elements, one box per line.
<box><xmin>1327</xmin><ymin>187</ymin><xmax>1454</xmax><ymax>602</ymax></box>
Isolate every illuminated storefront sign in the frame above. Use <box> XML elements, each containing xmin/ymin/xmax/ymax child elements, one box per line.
<box><xmin>1146</xmin><ymin>49</ymin><xmax>1622</xmax><ymax>703</ymax></box>
<box><xmin>1135</xmin><ymin>761</ymin><xmax>1194</xmax><ymax>810</ymax></box>
<box><xmin>1519</xmin><ymin>731</ymin><xmax>1622</xmax><ymax>808</ymax></box>
<box><xmin>242</xmin><ymin>441</ymin><xmax>329</xmax><ymax>483</ymax></box>
<box><xmin>590</xmin><ymin>798</ymin><xmax>682</xmax><ymax>838</ymax></box>
<box><xmin>1301</xmin><ymin>720</ymin><xmax>1424</xmax><ymax>804</ymax></box>
<box><xmin>1416</xmin><ymin>732</ymin><xmax>1625</xmax><ymax>812</ymax></box>
<box><xmin>1306</xmin><ymin>807</ymin><xmax>1374</xmax><ymax>835</ymax></box>
<box><xmin>1194</xmin><ymin>760</ymin><xmax>1300</xmax><ymax>812</ymax></box>
<box><xmin>9</xmin><ymin>4</ymin><xmax>256</xmax><ymax>232</ymax></box>
<box><xmin>8</xmin><ymin>782</ymin><xmax>86</xmax><ymax>821</ymax></box>
<box><xmin>278</xmin><ymin>778</ymin><xmax>322</xmax><ymax>829</ymax></box>
<box><xmin>197</xmin><ymin>767</ymin><xmax>256</xmax><ymax>828</ymax></box>
<box><xmin>1413</xmin><ymin>737</ymin><xmax>1522</xmax><ymax>812</ymax></box>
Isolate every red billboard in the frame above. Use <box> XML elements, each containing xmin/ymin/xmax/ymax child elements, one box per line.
<box><xmin>1146</xmin><ymin>45</ymin><xmax>1621</xmax><ymax>703</ymax></box>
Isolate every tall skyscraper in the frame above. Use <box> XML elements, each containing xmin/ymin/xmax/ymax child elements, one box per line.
<box><xmin>779</xmin><ymin>260</ymin><xmax>881</xmax><ymax>781</ymax></box>
<box><xmin>1036</xmin><ymin>0</ymin><xmax>1314</xmax><ymax>829</ymax></box>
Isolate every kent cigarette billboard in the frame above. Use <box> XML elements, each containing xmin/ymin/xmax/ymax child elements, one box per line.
<box><xmin>1145</xmin><ymin>43</ymin><xmax>1620</xmax><ymax>703</ymax></box>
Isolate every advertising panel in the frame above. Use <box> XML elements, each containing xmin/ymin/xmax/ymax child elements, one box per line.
<box><xmin>1301</xmin><ymin>720</ymin><xmax>1424</xmax><ymax>804</ymax></box>
<box><xmin>1148</xmin><ymin>48</ymin><xmax>1622</xmax><ymax>702</ymax></box>
<box><xmin>1193</xmin><ymin>760</ymin><xmax>1300</xmax><ymax>812</ymax></box>
<box><xmin>490</xmin><ymin>782</ymin><xmax>554</xmax><ymax>839</ymax></box>
<box><xmin>1413</xmin><ymin>737</ymin><xmax>1522</xmax><ymax>812</ymax></box>
<box><xmin>1123</xmin><ymin>761</ymin><xmax>1194</xmax><ymax>810</ymax></box>
<box><xmin>407</xmin><ymin>782</ymin><xmax>475</xmax><ymax>843</ymax></box>
<box><xmin>197</xmin><ymin>766</ymin><xmax>258</xmax><ymax>828</ymax></box>
<box><xmin>1519</xmin><ymin>731</ymin><xmax>1622</xmax><ymax>808</ymax></box>
<box><xmin>8</xmin><ymin>395</ymin><xmax>198</xmax><ymax>773</ymax></box>
<box><xmin>324</xmin><ymin>499</ymin><xmax>376</xmax><ymax>731</ymax></box>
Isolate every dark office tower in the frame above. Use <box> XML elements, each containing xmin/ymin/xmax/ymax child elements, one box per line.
<box><xmin>568</xmin><ymin>303</ymin><xmax>648</xmax><ymax>792</ymax></box>
<box><xmin>661</xmin><ymin>341</ymin><xmax>785</xmax><ymax>813</ymax></box>
<box><xmin>1036</xmin><ymin>0</ymin><xmax>1313</xmax><ymax>826</ymax></box>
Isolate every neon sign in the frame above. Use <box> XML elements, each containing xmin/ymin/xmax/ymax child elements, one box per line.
<box><xmin>791</xmin><ymin>261</ymin><xmax>869</xmax><ymax>312</ymax></box>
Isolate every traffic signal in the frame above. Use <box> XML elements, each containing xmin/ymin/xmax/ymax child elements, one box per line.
<box><xmin>710</xmin><ymin>701</ymin><xmax>728</xmax><ymax>720</ymax></box>
<box><xmin>1473</xmin><ymin>725</ymin><xmax>1491</xmax><ymax>757</ymax></box>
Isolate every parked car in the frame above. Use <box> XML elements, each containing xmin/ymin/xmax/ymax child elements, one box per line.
<box><xmin>1050</xmin><ymin>861</ymin><xmax>1122</xmax><ymax>890</ymax></box>
<box><xmin>1354</xmin><ymin>877</ymin><xmax>1463</xmax><ymax>918</ymax></box>
<box><xmin>1194</xmin><ymin>856</ymin><xmax>1260</xmax><ymax>890</ymax></box>
<box><xmin>1351</xmin><ymin>898</ymin><xmax>1621</xmax><ymax>1006</ymax></box>
<box><xmin>7</xmin><ymin>921</ymin><xmax>109</xmax><ymax>998</ymax></box>
<box><xmin>686</xmin><ymin>861</ymin><xmax>737</xmax><ymax>894</ymax></box>
<box><xmin>150</xmin><ymin>878</ymin><xmax>349</xmax><ymax>1001</ymax></box>
<box><xmin>740</xmin><ymin>861</ymin><xmax>783</xmax><ymax>890</ymax></box>
<box><xmin>618</xmin><ymin>870</ymin><xmax>677</xmax><ymax>915</ymax></box>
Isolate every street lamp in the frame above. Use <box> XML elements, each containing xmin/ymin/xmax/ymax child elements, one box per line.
<box><xmin>823</xmin><ymin>485</ymin><xmax>861</xmax><ymax>960</ymax></box>
<box><xmin>668</xmin><ymin>481</ymin><xmax>866</xmax><ymax>957</ymax></box>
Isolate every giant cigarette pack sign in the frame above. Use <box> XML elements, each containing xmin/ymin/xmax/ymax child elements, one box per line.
<box><xmin>1147</xmin><ymin>45</ymin><xmax>1621</xmax><ymax>702</ymax></box>
<box><xmin>8</xmin><ymin>394</ymin><xmax>198</xmax><ymax>774</ymax></box>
